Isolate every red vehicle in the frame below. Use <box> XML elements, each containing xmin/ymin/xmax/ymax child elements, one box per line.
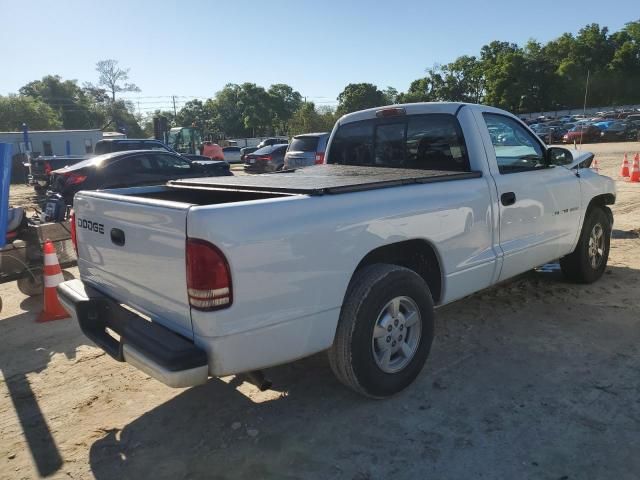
<box><xmin>562</xmin><ymin>125</ymin><xmax>601</xmax><ymax>144</ymax></box>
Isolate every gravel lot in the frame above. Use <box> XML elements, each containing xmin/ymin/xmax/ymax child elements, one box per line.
<box><xmin>1</xmin><ymin>142</ymin><xmax>639</xmax><ymax>479</ymax></box>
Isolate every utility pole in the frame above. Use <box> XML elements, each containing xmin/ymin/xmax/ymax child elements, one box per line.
<box><xmin>172</xmin><ymin>95</ymin><xmax>177</xmax><ymax>117</ymax></box>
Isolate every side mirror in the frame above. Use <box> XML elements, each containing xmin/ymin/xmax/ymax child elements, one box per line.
<box><xmin>546</xmin><ymin>147</ymin><xmax>573</xmax><ymax>166</ymax></box>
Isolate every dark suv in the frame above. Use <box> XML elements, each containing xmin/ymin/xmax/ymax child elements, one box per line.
<box><xmin>94</xmin><ymin>139</ymin><xmax>173</xmax><ymax>155</ymax></box>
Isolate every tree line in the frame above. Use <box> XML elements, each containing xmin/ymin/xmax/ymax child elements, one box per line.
<box><xmin>1</xmin><ymin>20</ymin><xmax>639</xmax><ymax>139</ymax></box>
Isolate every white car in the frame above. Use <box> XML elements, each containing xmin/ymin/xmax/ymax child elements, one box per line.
<box><xmin>59</xmin><ymin>102</ymin><xmax>615</xmax><ymax>398</ymax></box>
<box><xmin>222</xmin><ymin>146</ymin><xmax>242</xmax><ymax>163</ymax></box>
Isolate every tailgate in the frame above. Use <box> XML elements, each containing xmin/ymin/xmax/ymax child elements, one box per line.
<box><xmin>73</xmin><ymin>191</ymin><xmax>193</xmax><ymax>338</ymax></box>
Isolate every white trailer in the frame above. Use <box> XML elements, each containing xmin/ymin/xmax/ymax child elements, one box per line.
<box><xmin>0</xmin><ymin>129</ymin><xmax>103</xmax><ymax>157</ymax></box>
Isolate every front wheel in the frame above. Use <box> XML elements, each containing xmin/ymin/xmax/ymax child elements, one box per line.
<box><xmin>328</xmin><ymin>264</ymin><xmax>435</xmax><ymax>398</ymax></box>
<box><xmin>560</xmin><ymin>207</ymin><xmax>611</xmax><ymax>283</ymax></box>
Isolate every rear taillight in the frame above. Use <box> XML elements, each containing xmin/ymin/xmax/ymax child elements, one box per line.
<box><xmin>70</xmin><ymin>211</ymin><xmax>78</xmax><ymax>254</ymax></box>
<box><xmin>314</xmin><ymin>152</ymin><xmax>325</xmax><ymax>164</ymax></box>
<box><xmin>256</xmin><ymin>155</ymin><xmax>272</xmax><ymax>162</ymax></box>
<box><xmin>44</xmin><ymin>161</ymin><xmax>52</xmax><ymax>174</ymax></box>
<box><xmin>186</xmin><ymin>238</ymin><xmax>232</xmax><ymax>311</ymax></box>
<box><xmin>64</xmin><ymin>173</ymin><xmax>87</xmax><ymax>185</ymax></box>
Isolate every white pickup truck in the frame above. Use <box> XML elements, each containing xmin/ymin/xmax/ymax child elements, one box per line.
<box><xmin>58</xmin><ymin>103</ymin><xmax>615</xmax><ymax>398</ymax></box>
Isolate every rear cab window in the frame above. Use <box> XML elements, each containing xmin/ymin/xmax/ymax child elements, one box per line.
<box><xmin>327</xmin><ymin>114</ymin><xmax>470</xmax><ymax>171</ymax></box>
<box><xmin>289</xmin><ymin>136</ymin><xmax>320</xmax><ymax>152</ymax></box>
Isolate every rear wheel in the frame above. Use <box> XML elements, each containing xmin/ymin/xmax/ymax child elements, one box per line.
<box><xmin>17</xmin><ymin>273</ymin><xmax>43</xmax><ymax>296</ymax></box>
<box><xmin>560</xmin><ymin>207</ymin><xmax>611</xmax><ymax>283</ymax></box>
<box><xmin>328</xmin><ymin>264</ymin><xmax>435</xmax><ymax>398</ymax></box>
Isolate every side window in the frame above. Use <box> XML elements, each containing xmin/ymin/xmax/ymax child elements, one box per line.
<box><xmin>152</xmin><ymin>154</ymin><xmax>192</xmax><ymax>174</ymax></box>
<box><xmin>327</xmin><ymin>120</ymin><xmax>374</xmax><ymax>165</ymax></box>
<box><xmin>101</xmin><ymin>156</ymin><xmax>145</xmax><ymax>187</ymax></box>
<box><xmin>406</xmin><ymin>114</ymin><xmax>470</xmax><ymax>171</ymax></box>
<box><xmin>483</xmin><ymin>113</ymin><xmax>545</xmax><ymax>174</ymax></box>
<box><xmin>42</xmin><ymin>141</ymin><xmax>53</xmax><ymax>156</ymax></box>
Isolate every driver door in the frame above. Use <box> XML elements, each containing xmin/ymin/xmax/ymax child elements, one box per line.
<box><xmin>481</xmin><ymin>113</ymin><xmax>581</xmax><ymax>281</ymax></box>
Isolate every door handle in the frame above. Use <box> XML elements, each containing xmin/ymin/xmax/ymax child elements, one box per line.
<box><xmin>501</xmin><ymin>192</ymin><xmax>516</xmax><ymax>206</ymax></box>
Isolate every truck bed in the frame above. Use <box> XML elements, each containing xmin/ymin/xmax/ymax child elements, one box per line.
<box><xmin>168</xmin><ymin>164</ymin><xmax>482</xmax><ymax>196</ymax></box>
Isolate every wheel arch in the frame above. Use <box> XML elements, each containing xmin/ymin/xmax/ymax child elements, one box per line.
<box><xmin>350</xmin><ymin>239</ymin><xmax>444</xmax><ymax>305</ymax></box>
<box><xmin>587</xmin><ymin>193</ymin><xmax>615</xmax><ymax>224</ymax></box>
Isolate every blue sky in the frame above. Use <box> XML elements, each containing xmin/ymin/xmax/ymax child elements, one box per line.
<box><xmin>1</xmin><ymin>0</ymin><xmax>638</xmax><ymax>112</ymax></box>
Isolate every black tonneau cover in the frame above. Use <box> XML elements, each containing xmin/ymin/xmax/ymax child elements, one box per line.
<box><xmin>169</xmin><ymin>164</ymin><xmax>481</xmax><ymax>196</ymax></box>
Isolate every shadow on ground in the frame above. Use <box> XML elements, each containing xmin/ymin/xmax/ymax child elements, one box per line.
<box><xmin>1</xmin><ymin>282</ymin><xmax>87</xmax><ymax>477</ymax></box>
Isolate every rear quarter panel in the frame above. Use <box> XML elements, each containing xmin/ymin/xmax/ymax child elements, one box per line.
<box><xmin>187</xmin><ymin>176</ymin><xmax>498</xmax><ymax>346</ymax></box>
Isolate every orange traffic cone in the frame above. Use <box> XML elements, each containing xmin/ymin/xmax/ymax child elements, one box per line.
<box><xmin>620</xmin><ymin>153</ymin><xmax>630</xmax><ymax>178</ymax></box>
<box><xmin>37</xmin><ymin>240</ymin><xmax>70</xmax><ymax>322</ymax></box>
<box><xmin>591</xmin><ymin>158</ymin><xmax>600</xmax><ymax>174</ymax></box>
<box><xmin>631</xmin><ymin>154</ymin><xmax>640</xmax><ymax>183</ymax></box>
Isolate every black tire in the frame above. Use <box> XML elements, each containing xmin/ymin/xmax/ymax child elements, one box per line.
<box><xmin>328</xmin><ymin>264</ymin><xmax>435</xmax><ymax>398</ymax></box>
<box><xmin>560</xmin><ymin>207</ymin><xmax>611</xmax><ymax>283</ymax></box>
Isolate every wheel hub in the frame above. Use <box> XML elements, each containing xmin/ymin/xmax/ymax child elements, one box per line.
<box><xmin>372</xmin><ymin>296</ymin><xmax>422</xmax><ymax>373</ymax></box>
<box><xmin>588</xmin><ymin>223</ymin><xmax>605</xmax><ymax>269</ymax></box>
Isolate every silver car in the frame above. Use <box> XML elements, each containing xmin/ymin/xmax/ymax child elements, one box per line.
<box><xmin>284</xmin><ymin>133</ymin><xmax>329</xmax><ymax>169</ymax></box>
<box><xmin>222</xmin><ymin>146</ymin><xmax>243</xmax><ymax>163</ymax></box>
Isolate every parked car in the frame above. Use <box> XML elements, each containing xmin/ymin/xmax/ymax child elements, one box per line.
<box><xmin>562</xmin><ymin>125</ymin><xmax>601</xmax><ymax>143</ymax></box>
<box><xmin>550</xmin><ymin>128</ymin><xmax>568</xmax><ymax>143</ymax></box>
<box><xmin>283</xmin><ymin>133</ymin><xmax>330</xmax><ymax>169</ymax></box>
<box><xmin>222</xmin><ymin>146</ymin><xmax>242</xmax><ymax>163</ymax></box>
<box><xmin>593</xmin><ymin>121</ymin><xmax>614</xmax><ymax>130</ymax></box>
<box><xmin>61</xmin><ymin>102</ymin><xmax>615</xmax><ymax>398</ymax></box>
<box><xmin>50</xmin><ymin>150</ymin><xmax>231</xmax><ymax>204</ymax></box>
<box><xmin>243</xmin><ymin>144</ymin><xmax>288</xmax><ymax>173</ymax></box>
<box><xmin>240</xmin><ymin>146</ymin><xmax>258</xmax><ymax>162</ymax></box>
<box><xmin>533</xmin><ymin>126</ymin><xmax>554</xmax><ymax>144</ymax></box>
<box><xmin>256</xmin><ymin>137</ymin><xmax>288</xmax><ymax>149</ymax></box>
<box><xmin>181</xmin><ymin>154</ymin><xmax>232</xmax><ymax>172</ymax></box>
<box><xmin>26</xmin><ymin>155</ymin><xmax>88</xmax><ymax>192</ymax></box>
<box><xmin>600</xmin><ymin>122</ymin><xmax>640</xmax><ymax>142</ymax></box>
<box><xmin>94</xmin><ymin>139</ymin><xmax>172</xmax><ymax>155</ymax></box>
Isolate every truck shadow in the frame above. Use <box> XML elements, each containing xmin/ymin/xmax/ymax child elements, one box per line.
<box><xmin>0</xmin><ymin>300</ymin><xmax>88</xmax><ymax>477</ymax></box>
<box><xmin>87</xmin><ymin>263</ymin><xmax>640</xmax><ymax>480</ymax></box>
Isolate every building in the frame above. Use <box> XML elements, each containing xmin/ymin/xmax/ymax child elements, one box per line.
<box><xmin>0</xmin><ymin>129</ymin><xmax>103</xmax><ymax>157</ymax></box>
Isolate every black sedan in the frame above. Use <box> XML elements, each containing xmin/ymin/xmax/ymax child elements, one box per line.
<box><xmin>50</xmin><ymin>150</ymin><xmax>231</xmax><ymax>204</ymax></box>
<box><xmin>600</xmin><ymin>122</ymin><xmax>640</xmax><ymax>142</ymax></box>
<box><xmin>243</xmin><ymin>144</ymin><xmax>288</xmax><ymax>173</ymax></box>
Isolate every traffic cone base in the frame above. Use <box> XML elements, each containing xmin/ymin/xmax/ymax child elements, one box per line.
<box><xmin>37</xmin><ymin>240</ymin><xmax>70</xmax><ymax>322</ymax></box>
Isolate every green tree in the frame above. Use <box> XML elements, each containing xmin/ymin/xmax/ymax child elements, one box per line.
<box><xmin>336</xmin><ymin>83</ymin><xmax>388</xmax><ymax>115</ymax></box>
<box><xmin>237</xmin><ymin>83</ymin><xmax>272</xmax><ymax>136</ymax></box>
<box><xmin>268</xmin><ymin>84</ymin><xmax>302</xmax><ymax>133</ymax></box>
<box><xmin>209</xmin><ymin>84</ymin><xmax>247</xmax><ymax>137</ymax></box>
<box><xmin>0</xmin><ymin>95</ymin><xmax>62</xmax><ymax>130</ymax></box>
<box><xmin>19</xmin><ymin>75</ymin><xmax>97</xmax><ymax>129</ymax></box>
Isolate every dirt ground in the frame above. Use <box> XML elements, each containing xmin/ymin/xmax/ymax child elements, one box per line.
<box><xmin>1</xmin><ymin>142</ymin><xmax>640</xmax><ymax>479</ymax></box>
